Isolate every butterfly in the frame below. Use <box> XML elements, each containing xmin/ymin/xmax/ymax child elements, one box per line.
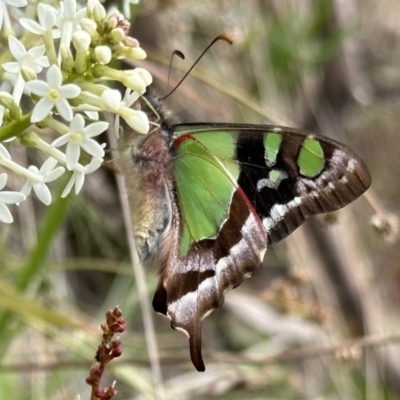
<box><xmin>119</xmin><ymin>91</ymin><xmax>371</xmax><ymax>372</ymax></box>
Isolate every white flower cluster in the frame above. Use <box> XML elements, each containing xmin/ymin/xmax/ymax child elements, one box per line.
<box><xmin>0</xmin><ymin>0</ymin><xmax>152</xmax><ymax>224</ymax></box>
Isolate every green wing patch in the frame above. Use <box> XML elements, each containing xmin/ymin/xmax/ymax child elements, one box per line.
<box><xmin>297</xmin><ymin>137</ymin><xmax>325</xmax><ymax>178</ymax></box>
<box><xmin>264</xmin><ymin>132</ymin><xmax>282</xmax><ymax>166</ymax></box>
<box><xmin>182</xmin><ymin>130</ymin><xmax>240</xmax><ymax>179</ymax></box>
<box><xmin>174</xmin><ymin>137</ymin><xmax>239</xmax><ymax>255</ymax></box>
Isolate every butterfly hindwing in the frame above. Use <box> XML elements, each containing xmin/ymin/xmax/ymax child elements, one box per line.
<box><xmin>152</xmin><ymin>133</ymin><xmax>267</xmax><ymax>371</ymax></box>
<box><xmin>152</xmin><ymin>123</ymin><xmax>371</xmax><ymax>371</ymax></box>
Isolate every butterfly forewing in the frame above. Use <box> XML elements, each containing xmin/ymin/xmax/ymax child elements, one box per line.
<box><xmin>174</xmin><ymin>123</ymin><xmax>371</xmax><ymax>244</ymax></box>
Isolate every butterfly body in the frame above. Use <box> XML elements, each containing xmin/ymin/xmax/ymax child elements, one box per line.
<box><xmin>121</xmin><ymin>97</ymin><xmax>371</xmax><ymax>372</ymax></box>
<box><xmin>121</xmin><ymin>113</ymin><xmax>176</xmax><ymax>267</ymax></box>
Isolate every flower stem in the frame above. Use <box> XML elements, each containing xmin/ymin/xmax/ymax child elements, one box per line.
<box><xmin>43</xmin><ymin>30</ymin><xmax>58</xmax><ymax>66</ymax></box>
<box><xmin>0</xmin><ymin>113</ymin><xmax>31</xmax><ymax>141</ymax></box>
<box><xmin>0</xmin><ymin>178</ymin><xmax>73</xmax><ymax>360</ymax></box>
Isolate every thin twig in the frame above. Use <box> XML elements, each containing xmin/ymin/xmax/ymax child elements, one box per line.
<box><xmin>105</xmin><ymin>114</ymin><xmax>165</xmax><ymax>400</ymax></box>
<box><xmin>1</xmin><ymin>332</ymin><xmax>399</xmax><ymax>374</ymax></box>
<box><xmin>240</xmin><ymin>332</ymin><xmax>400</xmax><ymax>365</ymax></box>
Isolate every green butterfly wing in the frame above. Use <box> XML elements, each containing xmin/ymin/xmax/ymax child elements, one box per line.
<box><xmin>173</xmin><ymin>136</ymin><xmax>240</xmax><ymax>255</ymax></box>
<box><xmin>173</xmin><ymin>124</ymin><xmax>371</xmax><ymax>244</ymax></box>
<box><xmin>152</xmin><ymin>123</ymin><xmax>371</xmax><ymax>371</ymax></box>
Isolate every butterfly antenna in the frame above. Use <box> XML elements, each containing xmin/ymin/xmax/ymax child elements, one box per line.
<box><xmin>159</xmin><ymin>33</ymin><xmax>233</xmax><ymax>101</ymax></box>
<box><xmin>167</xmin><ymin>50</ymin><xmax>185</xmax><ymax>86</ymax></box>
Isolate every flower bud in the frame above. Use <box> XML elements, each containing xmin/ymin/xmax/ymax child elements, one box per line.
<box><xmin>94</xmin><ymin>46</ymin><xmax>112</xmax><ymax>64</ymax></box>
<box><xmin>86</xmin><ymin>0</ymin><xmax>98</xmax><ymax>18</ymax></box>
<box><xmin>111</xmin><ymin>28</ymin><xmax>125</xmax><ymax>43</ymax></box>
<box><xmin>125</xmin><ymin>110</ymin><xmax>149</xmax><ymax>134</ymax></box>
<box><xmin>86</xmin><ymin>376</ymin><xmax>96</xmax><ymax>385</ymax></box>
<box><xmin>126</xmin><ymin>47</ymin><xmax>146</xmax><ymax>60</ymax></box>
<box><xmin>111</xmin><ymin>348</ymin><xmax>122</xmax><ymax>358</ymax></box>
<box><xmin>60</xmin><ymin>46</ymin><xmax>74</xmax><ymax>73</ymax></box>
<box><xmin>80</xmin><ymin>18</ymin><xmax>98</xmax><ymax>36</ymax></box>
<box><xmin>20</xmin><ymin>67</ymin><xmax>37</xmax><ymax>82</ymax></box>
<box><xmin>112</xmin><ymin>42</ymin><xmax>124</xmax><ymax>54</ymax></box>
<box><xmin>106</xmin><ymin>16</ymin><xmax>117</xmax><ymax>30</ymax></box>
<box><xmin>73</xmin><ymin>31</ymin><xmax>91</xmax><ymax>52</ymax></box>
<box><xmin>132</xmin><ymin>68</ymin><xmax>153</xmax><ymax>86</ymax></box>
<box><xmin>19</xmin><ymin>131</ymin><xmax>40</xmax><ymax>147</ymax></box>
<box><xmin>112</xmin><ymin>307</ymin><xmax>122</xmax><ymax>317</ymax></box>
<box><xmin>94</xmin><ymin>389</ymin><xmax>105</xmax><ymax>399</ymax></box>
<box><xmin>93</xmin><ymin>4</ymin><xmax>107</xmax><ymax>23</ymax></box>
<box><xmin>0</xmin><ymin>92</ymin><xmax>22</xmax><ymax>121</ymax></box>
<box><xmin>101</xmin><ymin>89</ymin><xmax>122</xmax><ymax>112</ymax></box>
<box><xmin>122</xmin><ymin>75</ymin><xmax>145</xmax><ymax>94</ymax></box>
<box><xmin>123</xmin><ymin>69</ymin><xmax>152</xmax><ymax>94</ymax></box>
<box><xmin>107</xmin><ymin>9</ymin><xmax>120</xmax><ymax>19</ymax></box>
<box><xmin>124</xmin><ymin>36</ymin><xmax>140</xmax><ymax>48</ymax></box>
<box><xmin>0</xmin><ymin>92</ymin><xmax>14</xmax><ymax>105</ymax></box>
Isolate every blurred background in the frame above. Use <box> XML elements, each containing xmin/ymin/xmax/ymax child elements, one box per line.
<box><xmin>1</xmin><ymin>0</ymin><xmax>400</xmax><ymax>399</ymax></box>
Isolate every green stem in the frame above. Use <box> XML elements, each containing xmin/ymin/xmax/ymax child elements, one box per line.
<box><xmin>41</xmin><ymin>115</ymin><xmax>70</xmax><ymax>134</ymax></box>
<box><xmin>0</xmin><ymin>179</ymin><xmax>74</xmax><ymax>359</ymax></box>
<box><xmin>0</xmin><ymin>113</ymin><xmax>32</xmax><ymax>142</ymax></box>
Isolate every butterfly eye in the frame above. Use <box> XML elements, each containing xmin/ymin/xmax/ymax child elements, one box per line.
<box><xmin>148</xmin><ymin>96</ymin><xmax>160</xmax><ymax>109</ymax></box>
